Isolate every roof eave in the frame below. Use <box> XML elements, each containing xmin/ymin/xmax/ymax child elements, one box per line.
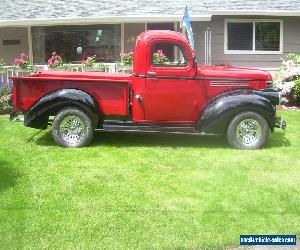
<box><xmin>212</xmin><ymin>10</ymin><xmax>300</xmax><ymax>16</ymax></box>
<box><xmin>0</xmin><ymin>15</ymin><xmax>211</xmax><ymax>27</ymax></box>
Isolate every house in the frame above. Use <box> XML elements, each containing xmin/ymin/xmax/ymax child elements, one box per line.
<box><xmin>0</xmin><ymin>0</ymin><xmax>300</xmax><ymax>70</ymax></box>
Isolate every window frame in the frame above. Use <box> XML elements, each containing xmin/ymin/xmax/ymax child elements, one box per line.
<box><xmin>150</xmin><ymin>40</ymin><xmax>190</xmax><ymax>68</ymax></box>
<box><xmin>224</xmin><ymin>19</ymin><xmax>283</xmax><ymax>55</ymax></box>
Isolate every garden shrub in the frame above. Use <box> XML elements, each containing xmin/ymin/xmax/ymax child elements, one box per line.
<box><xmin>0</xmin><ymin>85</ymin><xmax>12</xmax><ymax>111</ymax></box>
<box><xmin>273</xmin><ymin>53</ymin><xmax>300</xmax><ymax>104</ymax></box>
<box><xmin>293</xmin><ymin>77</ymin><xmax>300</xmax><ymax>103</ymax></box>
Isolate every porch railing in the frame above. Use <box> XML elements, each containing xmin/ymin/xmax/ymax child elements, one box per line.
<box><xmin>0</xmin><ymin>63</ymin><xmax>131</xmax><ymax>89</ymax></box>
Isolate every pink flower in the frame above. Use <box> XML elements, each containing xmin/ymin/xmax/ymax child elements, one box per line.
<box><xmin>47</xmin><ymin>52</ymin><xmax>63</xmax><ymax>67</ymax></box>
<box><xmin>20</xmin><ymin>53</ymin><xmax>26</xmax><ymax>58</ymax></box>
<box><xmin>4</xmin><ymin>94</ymin><xmax>12</xmax><ymax>101</ymax></box>
<box><xmin>157</xmin><ymin>50</ymin><xmax>165</xmax><ymax>57</ymax></box>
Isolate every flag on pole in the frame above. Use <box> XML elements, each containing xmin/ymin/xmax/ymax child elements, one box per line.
<box><xmin>181</xmin><ymin>6</ymin><xmax>195</xmax><ymax>50</ymax></box>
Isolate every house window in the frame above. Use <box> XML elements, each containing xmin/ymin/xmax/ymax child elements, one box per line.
<box><xmin>32</xmin><ymin>24</ymin><xmax>121</xmax><ymax>64</ymax></box>
<box><xmin>227</xmin><ymin>23</ymin><xmax>253</xmax><ymax>50</ymax></box>
<box><xmin>255</xmin><ymin>22</ymin><xmax>280</xmax><ymax>51</ymax></box>
<box><xmin>225</xmin><ymin>19</ymin><xmax>282</xmax><ymax>54</ymax></box>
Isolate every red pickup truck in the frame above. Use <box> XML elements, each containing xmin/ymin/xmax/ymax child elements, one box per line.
<box><xmin>10</xmin><ymin>30</ymin><xmax>285</xmax><ymax>149</ymax></box>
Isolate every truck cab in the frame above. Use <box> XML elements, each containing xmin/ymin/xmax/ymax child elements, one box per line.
<box><xmin>132</xmin><ymin>30</ymin><xmax>199</xmax><ymax>123</ymax></box>
<box><xmin>10</xmin><ymin>30</ymin><xmax>286</xmax><ymax>149</ymax></box>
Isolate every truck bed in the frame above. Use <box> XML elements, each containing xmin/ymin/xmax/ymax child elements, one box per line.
<box><xmin>11</xmin><ymin>71</ymin><xmax>131</xmax><ymax>116</ymax></box>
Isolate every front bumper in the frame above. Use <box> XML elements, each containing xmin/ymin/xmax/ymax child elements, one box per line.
<box><xmin>274</xmin><ymin>117</ymin><xmax>286</xmax><ymax>130</ymax></box>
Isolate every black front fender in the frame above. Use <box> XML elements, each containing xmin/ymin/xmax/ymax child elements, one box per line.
<box><xmin>24</xmin><ymin>89</ymin><xmax>99</xmax><ymax>129</ymax></box>
<box><xmin>198</xmin><ymin>89</ymin><xmax>276</xmax><ymax>135</ymax></box>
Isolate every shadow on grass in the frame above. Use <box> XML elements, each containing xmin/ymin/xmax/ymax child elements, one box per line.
<box><xmin>0</xmin><ymin>161</ymin><xmax>18</xmax><ymax>193</ymax></box>
<box><xmin>26</xmin><ymin>129</ymin><xmax>45</xmax><ymax>143</ymax></box>
<box><xmin>93</xmin><ymin>132</ymin><xmax>229</xmax><ymax>148</ymax></box>
<box><xmin>266</xmin><ymin>131</ymin><xmax>291</xmax><ymax>148</ymax></box>
<box><xmin>35</xmin><ymin>130</ymin><xmax>290</xmax><ymax>149</ymax></box>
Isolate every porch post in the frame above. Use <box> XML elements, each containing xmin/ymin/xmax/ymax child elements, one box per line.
<box><xmin>27</xmin><ymin>26</ymin><xmax>33</xmax><ymax>65</ymax></box>
<box><xmin>121</xmin><ymin>23</ymin><xmax>124</xmax><ymax>53</ymax></box>
<box><xmin>174</xmin><ymin>22</ymin><xmax>178</xmax><ymax>61</ymax></box>
<box><xmin>174</xmin><ymin>22</ymin><xmax>178</xmax><ymax>31</ymax></box>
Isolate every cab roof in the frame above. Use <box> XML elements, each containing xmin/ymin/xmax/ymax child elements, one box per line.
<box><xmin>137</xmin><ymin>30</ymin><xmax>188</xmax><ymax>43</ymax></box>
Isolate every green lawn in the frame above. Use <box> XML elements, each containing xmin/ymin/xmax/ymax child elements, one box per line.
<box><xmin>0</xmin><ymin>112</ymin><xmax>299</xmax><ymax>249</ymax></box>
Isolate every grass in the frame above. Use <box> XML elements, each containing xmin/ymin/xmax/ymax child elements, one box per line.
<box><xmin>0</xmin><ymin>111</ymin><xmax>299</xmax><ymax>249</ymax></box>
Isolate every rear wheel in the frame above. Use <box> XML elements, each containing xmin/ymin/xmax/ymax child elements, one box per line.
<box><xmin>226</xmin><ymin>111</ymin><xmax>269</xmax><ymax>150</ymax></box>
<box><xmin>52</xmin><ymin>107</ymin><xmax>94</xmax><ymax>147</ymax></box>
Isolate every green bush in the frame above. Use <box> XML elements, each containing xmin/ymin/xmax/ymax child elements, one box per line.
<box><xmin>0</xmin><ymin>85</ymin><xmax>12</xmax><ymax>110</ymax></box>
<box><xmin>293</xmin><ymin>77</ymin><xmax>300</xmax><ymax>103</ymax></box>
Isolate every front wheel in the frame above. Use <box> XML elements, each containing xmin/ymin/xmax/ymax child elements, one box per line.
<box><xmin>52</xmin><ymin>107</ymin><xmax>94</xmax><ymax>147</ymax></box>
<box><xmin>226</xmin><ymin>111</ymin><xmax>269</xmax><ymax>150</ymax></box>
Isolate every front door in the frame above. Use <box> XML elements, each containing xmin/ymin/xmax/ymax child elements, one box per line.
<box><xmin>143</xmin><ymin>40</ymin><xmax>196</xmax><ymax>123</ymax></box>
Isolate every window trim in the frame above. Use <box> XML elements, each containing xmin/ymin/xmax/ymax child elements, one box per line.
<box><xmin>224</xmin><ymin>18</ymin><xmax>283</xmax><ymax>55</ymax></box>
<box><xmin>150</xmin><ymin>41</ymin><xmax>190</xmax><ymax>68</ymax></box>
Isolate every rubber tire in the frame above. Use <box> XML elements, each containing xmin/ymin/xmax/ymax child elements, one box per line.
<box><xmin>52</xmin><ymin>107</ymin><xmax>94</xmax><ymax>148</ymax></box>
<box><xmin>226</xmin><ymin>111</ymin><xmax>269</xmax><ymax>150</ymax></box>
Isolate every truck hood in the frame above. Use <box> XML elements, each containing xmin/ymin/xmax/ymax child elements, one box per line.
<box><xmin>197</xmin><ymin>65</ymin><xmax>272</xmax><ymax>81</ymax></box>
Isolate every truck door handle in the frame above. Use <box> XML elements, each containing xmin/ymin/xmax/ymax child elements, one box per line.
<box><xmin>147</xmin><ymin>71</ymin><xmax>156</xmax><ymax>75</ymax></box>
<box><xmin>135</xmin><ymin>94</ymin><xmax>143</xmax><ymax>103</ymax></box>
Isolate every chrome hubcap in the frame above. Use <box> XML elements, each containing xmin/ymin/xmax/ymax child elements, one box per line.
<box><xmin>60</xmin><ymin>115</ymin><xmax>85</xmax><ymax>145</ymax></box>
<box><xmin>237</xmin><ymin>119</ymin><xmax>262</xmax><ymax>146</ymax></box>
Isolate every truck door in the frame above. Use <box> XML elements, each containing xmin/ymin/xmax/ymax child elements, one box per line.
<box><xmin>143</xmin><ymin>40</ymin><xmax>197</xmax><ymax>123</ymax></box>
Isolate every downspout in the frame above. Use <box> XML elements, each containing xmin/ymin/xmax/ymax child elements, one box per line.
<box><xmin>204</xmin><ymin>27</ymin><xmax>211</xmax><ymax>65</ymax></box>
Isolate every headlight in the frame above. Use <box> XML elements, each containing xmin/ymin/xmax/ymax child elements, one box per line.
<box><xmin>266</xmin><ymin>81</ymin><xmax>273</xmax><ymax>89</ymax></box>
<box><xmin>256</xmin><ymin>89</ymin><xmax>281</xmax><ymax>105</ymax></box>
<box><xmin>278</xmin><ymin>91</ymin><xmax>282</xmax><ymax>104</ymax></box>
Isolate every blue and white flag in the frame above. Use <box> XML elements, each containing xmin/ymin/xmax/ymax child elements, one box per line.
<box><xmin>181</xmin><ymin>6</ymin><xmax>195</xmax><ymax>50</ymax></box>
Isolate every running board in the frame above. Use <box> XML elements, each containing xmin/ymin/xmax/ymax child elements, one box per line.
<box><xmin>95</xmin><ymin>121</ymin><xmax>220</xmax><ymax>136</ymax></box>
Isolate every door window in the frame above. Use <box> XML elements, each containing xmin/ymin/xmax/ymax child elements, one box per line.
<box><xmin>151</xmin><ymin>42</ymin><xmax>189</xmax><ymax>67</ymax></box>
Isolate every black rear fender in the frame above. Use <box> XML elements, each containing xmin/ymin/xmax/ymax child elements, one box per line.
<box><xmin>24</xmin><ymin>89</ymin><xmax>100</xmax><ymax>129</ymax></box>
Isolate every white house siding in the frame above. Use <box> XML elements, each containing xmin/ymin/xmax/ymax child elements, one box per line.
<box><xmin>0</xmin><ymin>27</ymin><xmax>29</xmax><ymax>64</ymax></box>
<box><xmin>283</xmin><ymin>16</ymin><xmax>300</xmax><ymax>54</ymax></box>
<box><xmin>207</xmin><ymin>16</ymin><xmax>300</xmax><ymax>69</ymax></box>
